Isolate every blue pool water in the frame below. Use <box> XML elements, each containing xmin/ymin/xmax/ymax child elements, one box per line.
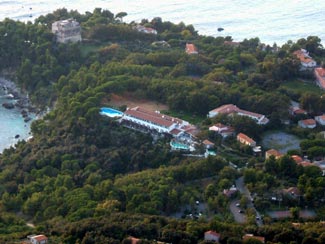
<box><xmin>100</xmin><ymin>107</ymin><xmax>124</xmax><ymax>118</ymax></box>
<box><xmin>170</xmin><ymin>140</ymin><xmax>190</xmax><ymax>150</ymax></box>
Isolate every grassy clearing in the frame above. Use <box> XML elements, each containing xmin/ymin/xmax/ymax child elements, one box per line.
<box><xmin>280</xmin><ymin>79</ymin><xmax>324</xmax><ymax>95</ymax></box>
<box><xmin>162</xmin><ymin>110</ymin><xmax>205</xmax><ymax>124</ymax></box>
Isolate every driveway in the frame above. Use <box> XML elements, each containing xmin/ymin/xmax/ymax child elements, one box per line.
<box><xmin>229</xmin><ymin>200</ymin><xmax>246</xmax><ymax>223</ymax></box>
<box><xmin>235</xmin><ymin>177</ymin><xmax>264</xmax><ymax>226</ymax></box>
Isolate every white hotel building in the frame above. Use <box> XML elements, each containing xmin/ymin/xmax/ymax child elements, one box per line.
<box><xmin>208</xmin><ymin>104</ymin><xmax>269</xmax><ymax>125</ymax></box>
<box><xmin>122</xmin><ymin>106</ymin><xmax>190</xmax><ymax>134</ymax></box>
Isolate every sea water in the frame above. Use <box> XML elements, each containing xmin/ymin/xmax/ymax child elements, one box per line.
<box><xmin>0</xmin><ymin>0</ymin><xmax>324</xmax><ymax>45</ymax></box>
<box><xmin>0</xmin><ymin>86</ymin><xmax>34</xmax><ymax>152</ymax></box>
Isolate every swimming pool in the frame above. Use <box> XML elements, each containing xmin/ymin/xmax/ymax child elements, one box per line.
<box><xmin>170</xmin><ymin>140</ymin><xmax>190</xmax><ymax>150</ymax></box>
<box><xmin>100</xmin><ymin>107</ymin><xmax>124</xmax><ymax>118</ymax></box>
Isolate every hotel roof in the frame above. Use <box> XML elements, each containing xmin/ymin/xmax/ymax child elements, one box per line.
<box><xmin>209</xmin><ymin>104</ymin><xmax>239</xmax><ymax>114</ymax></box>
<box><xmin>124</xmin><ymin>107</ymin><xmax>182</xmax><ymax>128</ymax></box>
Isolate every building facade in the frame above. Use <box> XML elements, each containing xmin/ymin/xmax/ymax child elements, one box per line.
<box><xmin>52</xmin><ymin>18</ymin><xmax>82</xmax><ymax>43</ymax></box>
<box><xmin>208</xmin><ymin>104</ymin><xmax>269</xmax><ymax>125</ymax></box>
<box><xmin>122</xmin><ymin>106</ymin><xmax>190</xmax><ymax>134</ymax></box>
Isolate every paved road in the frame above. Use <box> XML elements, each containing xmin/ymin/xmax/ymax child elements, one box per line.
<box><xmin>229</xmin><ymin>200</ymin><xmax>246</xmax><ymax>223</ymax></box>
<box><xmin>235</xmin><ymin>176</ymin><xmax>264</xmax><ymax>226</ymax></box>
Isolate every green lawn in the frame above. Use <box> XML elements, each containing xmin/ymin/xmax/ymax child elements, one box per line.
<box><xmin>280</xmin><ymin>79</ymin><xmax>324</xmax><ymax>95</ymax></box>
<box><xmin>161</xmin><ymin>110</ymin><xmax>205</xmax><ymax>124</ymax></box>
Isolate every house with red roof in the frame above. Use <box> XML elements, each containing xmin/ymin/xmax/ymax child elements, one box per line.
<box><xmin>315</xmin><ymin>67</ymin><xmax>325</xmax><ymax>90</ymax></box>
<box><xmin>203</xmin><ymin>139</ymin><xmax>215</xmax><ymax>149</ymax></box>
<box><xmin>134</xmin><ymin>25</ymin><xmax>157</xmax><ymax>35</ymax></box>
<box><xmin>204</xmin><ymin>230</ymin><xmax>221</xmax><ymax>242</ymax></box>
<box><xmin>208</xmin><ymin>104</ymin><xmax>269</xmax><ymax>125</ymax></box>
<box><xmin>223</xmin><ymin>185</ymin><xmax>238</xmax><ymax>198</ymax></box>
<box><xmin>289</xmin><ymin>106</ymin><xmax>307</xmax><ymax>116</ymax></box>
<box><xmin>315</xmin><ymin>114</ymin><xmax>325</xmax><ymax>126</ymax></box>
<box><xmin>298</xmin><ymin>119</ymin><xmax>316</xmax><ymax>129</ymax></box>
<box><xmin>243</xmin><ymin>234</ymin><xmax>265</xmax><ymax>243</ymax></box>
<box><xmin>237</xmin><ymin>133</ymin><xmax>256</xmax><ymax>147</ymax></box>
<box><xmin>24</xmin><ymin>235</ymin><xmax>48</xmax><ymax>244</ymax></box>
<box><xmin>265</xmin><ymin>149</ymin><xmax>283</xmax><ymax>160</ymax></box>
<box><xmin>293</xmin><ymin>49</ymin><xmax>317</xmax><ymax>70</ymax></box>
<box><xmin>283</xmin><ymin>187</ymin><xmax>301</xmax><ymax>199</ymax></box>
<box><xmin>291</xmin><ymin>155</ymin><xmax>312</xmax><ymax>167</ymax></box>
<box><xmin>209</xmin><ymin>123</ymin><xmax>235</xmax><ymax>138</ymax></box>
<box><xmin>185</xmin><ymin>43</ymin><xmax>198</xmax><ymax>55</ymax></box>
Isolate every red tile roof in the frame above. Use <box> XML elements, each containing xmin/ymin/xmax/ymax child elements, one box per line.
<box><xmin>293</xmin><ymin>49</ymin><xmax>315</xmax><ymax>64</ymax></box>
<box><xmin>124</xmin><ymin>107</ymin><xmax>182</xmax><ymax>128</ymax></box>
<box><xmin>32</xmin><ymin>235</ymin><xmax>48</xmax><ymax>242</ymax></box>
<box><xmin>266</xmin><ymin>149</ymin><xmax>283</xmax><ymax>159</ymax></box>
<box><xmin>185</xmin><ymin>43</ymin><xmax>198</xmax><ymax>54</ymax></box>
<box><xmin>170</xmin><ymin>128</ymin><xmax>182</xmax><ymax>135</ymax></box>
<box><xmin>291</xmin><ymin>155</ymin><xmax>303</xmax><ymax>163</ymax></box>
<box><xmin>283</xmin><ymin>187</ymin><xmax>301</xmax><ymax>196</ymax></box>
<box><xmin>243</xmin><ymin>234</ymin><xmax>265</xmax><ymax>243</ymax></box>
<box><xmin>237</xmin><ymin>133</ymin><xmax>255</xmax><ymax>144</ymax></box>
<box><xmin>203</xmin><ymin>139</ymin><xmax>215</xmax><ymax>146</ymax></box>
<box><xmin>210</xmin><ymin>104</ymin><xmax>239</xmax><ymax>114</ymax></box>
<box><xmin>205</xmin><ymin>230</ymin><xmax>221</xmax><ymax>238</ymax></box>
<box><xmin>300</xmin><ymin>119</ymin><xmax>316</xmax><ymax>126</ymax></box>
<box><xmin>315</xmin><ymin>67</ymin><xmax>325</xmax><ymax>89</ymax></box>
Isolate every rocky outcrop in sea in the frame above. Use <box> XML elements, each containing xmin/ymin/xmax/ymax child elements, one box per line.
<box><xmin>0</xmin><ymin>77</ymin><xmax>37</xmax><ymax>117</ymax></box>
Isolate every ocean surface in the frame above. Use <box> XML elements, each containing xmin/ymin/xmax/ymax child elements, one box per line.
<box><xmin>0</xmin><ymin>0</ymin><xmax>324</xmax><ymax>45</ymax></box>
<box><xmin>0</xmin><ymin>88</ymin><xmax>34</xmax><ymax>152</ymax></box>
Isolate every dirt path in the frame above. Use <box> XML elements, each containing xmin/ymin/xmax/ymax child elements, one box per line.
<box><xmin>108</xmin><ymin>93</ymin><xmax>169</xmax><ymax>111</ymax></box>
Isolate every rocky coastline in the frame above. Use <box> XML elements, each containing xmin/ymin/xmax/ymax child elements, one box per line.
<box><xmin>0</xmin><ymin>77</ymin><xmax>38</xmax><ymax>122</ymax></box>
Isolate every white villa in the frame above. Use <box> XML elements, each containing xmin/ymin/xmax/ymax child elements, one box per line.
<box><xmin>52</xmin><ymin>18</ymin><xmax>82</xmax><ymax>43</ymax></box>
<box><xmin>209</xmin><ymin>123</ymin><xmax>234</xmax><ymax>138</ymax></box>
<box><xmin>134</xmin><ymin>25</ymin><xmax>157</xmax><ymax>35</ymax></box>
<box><xmin>293</xmin><ymin>49</ymin><xmax>317</xmax><ymax>70</ymax></box>
<box><xmin>208</xmin><ymin>104</ymin><xmax>269</xmax><ymax>125</ymax></box>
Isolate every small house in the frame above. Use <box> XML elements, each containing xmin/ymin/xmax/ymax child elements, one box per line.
<box><xmin>204</xmin><ymin>230</ymin><xmax>220</xmax><ymax>242</ymax></box>
<box><xmin>293</xmin><ymin>49</ymin><xmax>317</xmax><ymax>70</ymax></box>
<box><xmin>237</xmin><ymin>133</ymin><xmax>256</xmax><ymax>147</ymax></box>
<box><xmin>26</xmin><ymin>235</ymin><xmax>48</xmax><ymax>244</ymax></box>
<box><xmin>185</xmin><ymin>43</ymin><xmax>198</xmax><ymax>55</ymax></box>
<box><xmin>202</xmin><ymin>139</ymin><xmax>215</xmax><ymax>149</ymax></box>
<box><xmin>265</xmin><ymin>149</ymin><xmax>283</xmax><ymax>160</ymax></box>
<box><xmin>209</xmin><ymin>123</ymin><xmax>235</xmax><ymax>138</ymax></box>
<box><xmin>298</xmin><ymin>119</ymin><xmax>316</xmax><ymax>129</ymax></box>
<box><xmin>135</xmin><ymin>25</ymin><xmax>158</xmax><ymax>35</ymax></box>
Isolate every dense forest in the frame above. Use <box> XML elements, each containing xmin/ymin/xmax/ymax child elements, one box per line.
<box><xmin>0</xmin><ymin>8</ymin><xmax>325</xmax><ymax>244</ymax></box>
